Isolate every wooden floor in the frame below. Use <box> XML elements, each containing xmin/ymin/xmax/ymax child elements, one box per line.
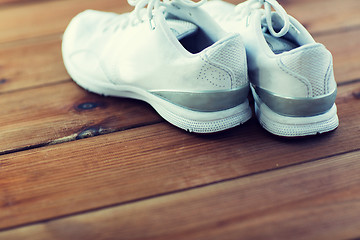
<box><xmin>0</xmin><ymin>0</ymin><xmax>359</xmax><ymax>239</ymax></box>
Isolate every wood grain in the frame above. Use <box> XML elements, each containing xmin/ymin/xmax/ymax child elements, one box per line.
<box><xmin>282</xmin><ymin>0</ymin><xmax>360</xmax><ymax>35</ymax></box>
<box><xmin>0</xmin><ymin>0</ymin><xmax>131</xmax><ymax>44</ymax></box>
<box><xmin>0</xmin><ymin>81</ymin><xmax>359</xmax><ymax>230</ymax></box>
<box><xmin>0</xmin><ymin>81</ymin><xmax>161</xmax><ymax>154</ymax></box>
<box><xmin>315</xmin><ymin>29</ymin><xmax>360</xmax><ymax>83</ymax></box>
<box><xmin>0</xmin><ymin>0</ymin><xmax>31</xmax><ymax>5</ymax></box>
<box><xmin>0</xmin><ymin>35</ymin><xmax>69</xmax><ymax>93</ymax></box>
<box><xmin>1</xmin><ymin>149</ymin><xmax>360</xmax><ymax>240</ymax></box>
<box><xmin>0</xmin><ymin>0</ymin><xmax>358</xmax><ymax>239</ymax></box>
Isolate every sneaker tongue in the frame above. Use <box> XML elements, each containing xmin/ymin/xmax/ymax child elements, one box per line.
<box><xmin>166</xmin><ymin>19</ymin><xmax>198</xmax><ymax>40</ymax></box>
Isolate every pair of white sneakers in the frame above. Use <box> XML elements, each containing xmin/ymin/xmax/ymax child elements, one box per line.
<box><xmin>62</xmin><ymin>0</ymin><xmax>339</xmax><ymax>137</ymax></box>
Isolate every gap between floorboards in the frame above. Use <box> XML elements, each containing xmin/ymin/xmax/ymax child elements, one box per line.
<box><xmin>1</xmin><ymin>146</ymin><xmax>359</xmax><ymax>233</ymax></box>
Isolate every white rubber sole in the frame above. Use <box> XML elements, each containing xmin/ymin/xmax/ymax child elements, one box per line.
<box><xmin>64</xmin><ymin>62</ymin><xmax>252</xmax><ymax>133</ymax></box>
<box><xmin>252</xmin><ymin>87</ymin><xmax>339</xmax><ymax>137</ymax></box>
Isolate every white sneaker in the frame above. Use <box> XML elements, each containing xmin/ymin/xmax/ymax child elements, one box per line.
<box><xmin>62</xmin><ymin>0</ymin><xmax>252</xmax><ymax>133</ymax></box>
<box><xmin>203</xmin><ymin>0</ymin><xmax>339</xmax><ymax>137</ymax></box>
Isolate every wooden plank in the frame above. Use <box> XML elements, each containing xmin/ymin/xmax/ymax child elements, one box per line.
<box><xmin>0</xmin><ymin>0</ymin><xmax>130</xmax><ymax>44</ymax></box>
<box><xmin>0</xmin><ymin>35</ymin><xmax>69</xmax><ymax>93</ymax></box>
<box><xmin>0</xmin><ymin>81</ymin><xmax>359</xmax><ymax>230</ymax></box>
<box><xmin>0</xmin><ymin>0</ymin><xmax>29</xmax><ymax>5</ymax></box>
<box><xmin>0</xmin><ymin>0</ymin><xmax>42</xmax><ymax>4</ymax></box>
<box><xmin>281</xmin><ymin>0</ymin><xmax>360</xmax><ymax>35</ymax></box>
<box><xmin>0</xmin><ymin>0</ymin><xmax>358</xmax><ymax>44</ymax></box>
<box><xmin>0</xmin><ymin>81</ymin><xmax>161</xmax><ymax>154</ymax></box>
<box><xmin>1</xmin><ymin>150</ymin><xmax>360</xmax><ymax>240</ymax></box>
<box><xmin>315</xmin><ymin>29</ymin><xmax>360</xmax><ymax>83</ymax></box>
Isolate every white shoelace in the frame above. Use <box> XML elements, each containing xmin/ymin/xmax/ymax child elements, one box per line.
<box><xmin>103</xmin><ymin>0</ymin><xmax>207</xmax><ymax>32</ymax></box>
<box><xmin>235</xmin><ymin>0</ymin><xmax>290</xmax><ymax>38</ymax></box>
<box><xmin>127</xmin><ymin>0</ymin><xmax>207</xmax><ymax>29</ymax></box>
<box><xmin>128</xmin><ymin>0</ymin><xmax>162</xmax><ymax>25</ymax></box>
